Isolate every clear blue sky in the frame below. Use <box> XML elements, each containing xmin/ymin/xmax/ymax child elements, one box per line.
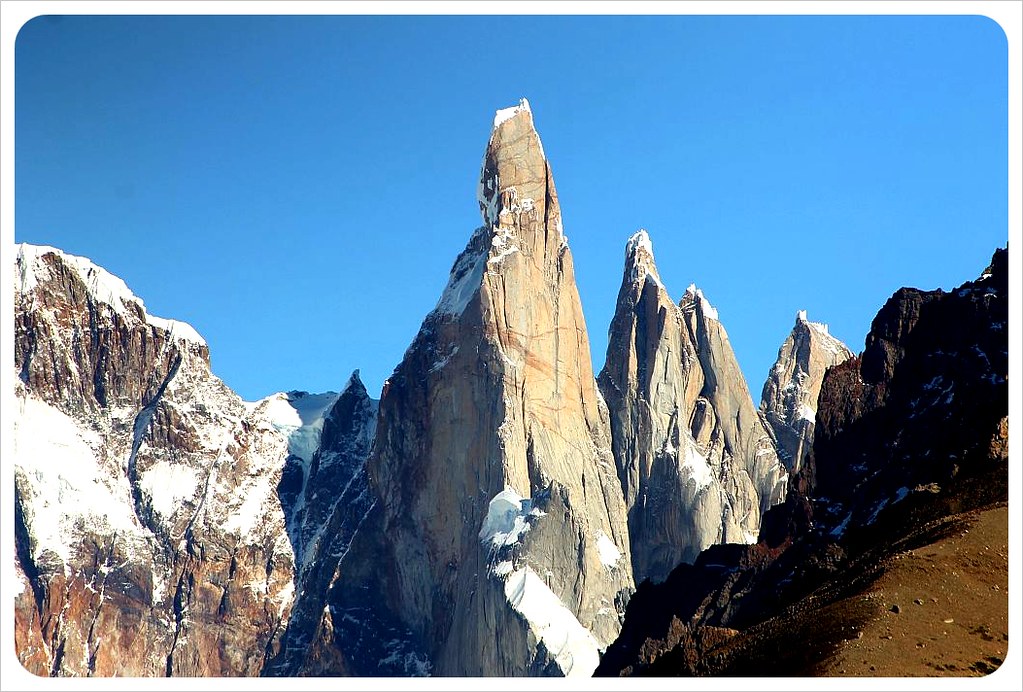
<box><xmin>14</xmin><ymin>14</ymin><xmax>1009</xmax><ymax>402</ymax></box>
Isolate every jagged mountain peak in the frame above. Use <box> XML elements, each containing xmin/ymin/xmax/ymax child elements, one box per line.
<box><xmin>680</xmin><ymin>282</ymin><xmax>720</xmax><ymax>322</ymax></box>
<box><xmin>624</xmin><ymin>229</ymin><xmax>663</xmax><ymax>288</ymax></box>
<box><xmin>341</xmin><ymin>368</ymin><xmax>367</xmax><ymax>396</ymax></box>
<box><xmin>437</xmin><ymin>99</ymin><xmax>567</xmax><ymax>320</ymax></box>
<box><xmin>760</xmin><ymin>309</ymin><xmax>853</xmax><ymax>473</ymax></box>
<box><xmin>476</xmin><ymin>98</ymin><xmax>559</xmax><ymax>236</ymax></box>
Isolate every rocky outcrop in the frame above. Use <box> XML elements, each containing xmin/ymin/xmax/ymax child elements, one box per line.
<box><xmin>596</xmin><ymin>247</ymin><xmax>1008</xmax><ymax>677</ymax></box>
<box><xmin>13</xmin><ymin>245</ymin><xmax>298</xmax><ymax>676</ymax></box>
<box><xmin>324</xmin><ymin>99</ymin><xmax>634</xmax><ymax>676</ymax></box>
<box><xmin>760</xmin><ymin>312</ymin><xmax>853</xmax><ymax>473</ymax></box>
<box><xmin>810</xmin><ymin>246</ymin><xmax>1009</xmax><ymax>531</ymax></box>
<box><xmin>598</xmin><ymin>231</ymin><xmax>789</xmax><ymax>583</ymax></box>
<box><xmin>263</xmin><ymin>373</ymin><xmax>377</xmax><ymax>676</ymax></box>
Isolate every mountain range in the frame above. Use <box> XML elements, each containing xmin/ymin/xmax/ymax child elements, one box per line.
<box><xmin>11</xmin><ymin>100</ymin><xmax>1008</xmax><ymax>679</ymax></box>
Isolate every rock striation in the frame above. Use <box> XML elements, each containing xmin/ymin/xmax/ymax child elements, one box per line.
<box><xmin>760</xmin><ymin>312</ymin><xmax>853</xmax><ymax>474</ymax></box>
<box><xmin>323</xmin><ymin>99</ymin><xmax>635</xmax><ymax>676</ymax></box>
<box><xmin>598</xmin><ymin>231</ymin><xmax>789</xmax><ymax>583</ymax></box>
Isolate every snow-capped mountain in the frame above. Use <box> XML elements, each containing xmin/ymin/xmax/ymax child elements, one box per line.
<box><xmin>318</xmin><ymin>99</ymin><xmax>635</xmax><ymax>676</ymax></box>
<box><xmin>11</xmin><ymin>101</ymin><xmax>1007</xmax><ymax>680</ymax></box>
<box><xmin>598</xmin><ymin>230</ymin><xmax>789</xmax><ymax>582</ymax></box>
<box><xmin>12</xmin><ymin>244</ymin><xmax>369</xmax><ymax>676</ymax></box>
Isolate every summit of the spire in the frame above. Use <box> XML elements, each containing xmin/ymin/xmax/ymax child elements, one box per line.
<box><xmin>625</xmin><ymin>230</ymin><xmax>662</xmax><ymax>288</ymax></box>
<box><xmin>476</xmin><ymin>98</ymin><xmax>557</xmax><ymax>237</ymax></box>
<box><xmin>492</xmin><ymin>98</ymin><xmax>532</xmax><ymax>129</ymax></box>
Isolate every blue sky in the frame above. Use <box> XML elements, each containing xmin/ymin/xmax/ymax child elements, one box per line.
<box><xmin>14</xmin><ymin>14</ymin><xmax>1009</xmax><ymax>402</ymax></box>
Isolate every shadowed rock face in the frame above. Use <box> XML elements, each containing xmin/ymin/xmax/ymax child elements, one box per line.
<box><xmin>598</xmin><ymin>231</ymin><xmax>789</xmax><ymax>583</ymax></box>
<box><xmin>13</xmin><ymin>246</ymin><xmax>297</xmax><ymax>676</ymax></box>
<box><xmin>760</xmin><ymin>313</ymin><xmax>853</xmax><ymax>474</ymax></box>
<box><xmin>323</xmin><ymin>100</ymin><xmax>634</xmax><ymax>676</ymax></box>
<box><xmin>595</xmin><ymin>247</ymin><xmax>1008</xmax><ymax>678</ymax></box>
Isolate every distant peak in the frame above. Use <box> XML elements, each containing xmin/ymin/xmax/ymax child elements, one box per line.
<box><xmin>625</xmin><ymin>229</ymin><xmax>662</xmax><ymax>288</ymax></box>
<box><xmin>342</xmin><ymin>369</ymin><xmax>366</xmax><ymax>395</ymax></box>
<box><xmin>794</xmin><ymin>310</ymin><xmax>833</xmax><ymax>335</ymax></box>
<box><xmin>492</xmin><ymin>98</ymin><xmax>532</xmax><ymax>129</ymax></box>
<box><xmin>681</xmin><ymin>283</ymin><xmax>719</xmax><ymax>322</ymax></box>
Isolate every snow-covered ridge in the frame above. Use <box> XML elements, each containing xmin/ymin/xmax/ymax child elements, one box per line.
<box><xmin>251</xmin><ymin>390</ymin><xmax>340</xmax><ymax>464</ymax></box>
<box><xmin>16</xmin><ymin>243</ymin><xmax>206</xmax><ymax>346</ymax></box>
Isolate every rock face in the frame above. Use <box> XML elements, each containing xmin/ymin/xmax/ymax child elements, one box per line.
<box><xmin>811</xmin><ymin>247</ymin><xmax>1009</xmax><ymax>531</ymax></box>
<box><xmin>760</xmin><ymin>312</ymin><xmax>853</xmax><ymax>473</ymax></box>
<box><xmin>323</xmin><ymin>99</ymin><xmax>635</xmax><ymax>676</ymax></box>
<box><xmin>596</xmin><ymin>247</ymin><xmax>1008</xmax><ymax>677</ymax></box>
<box><xmin>263</xmin><ymin>373</ymin><xmax>378</xmax><ymax>676</ymax></box>
<box><xmin>13</xmin><ymin>245</ymin><xmax>298</xmax><ymax>676</ymax></box>
<box><xmin>598</xmin><ymin>231</ymin><xmax>789</xmax><ymax>583</ymax></box>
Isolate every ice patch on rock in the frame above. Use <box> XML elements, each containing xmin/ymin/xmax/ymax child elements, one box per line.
<box><xmin>503</xmin><ymin>566</ymin><xmax>601</xmax><ymax>677</ymax></box>
<box><xmin>596</xmin><ymin>532</ymin><xmax>622</xmax><ymax>568</ymax></box>
<box><xmin>479</xmin><ymin>487</ymin><xmax>543</xmax><ymax>548</ymax></box>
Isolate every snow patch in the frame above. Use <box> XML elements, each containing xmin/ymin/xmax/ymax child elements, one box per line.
<box><xmin>795</xmin><ymin>402</ymin><xmax>817</xmax><ymax>422</ymax></box>
<box><xmin>493</xmin><ymin>98</ymin><xmax>531</xmax><ymax>128</ymax></box>
<box><xmin>680</xmin><ymin>441</ymin><xmax>714</xmax><ymax>490</ymax></box>
<box><xmin>596</xmin><ymin>532</ymin><xmax>622</xmax><ymax>568</ymax></box>
<box><xmin>138</xmin><ymin>461</ymin><xmax>200</xmax><ymax>518</ymax></box>
<box><xmin>493</xmin><ymin>560</ymin><xmax>514</xmax><ymax>577</ymax></box>
<box><xmin>479</xmin><ymin>487</ymin><xmax>543</xmax><ymax>548</ymax></box>
<box><xmin>503</xmin><ymin>566</ymin><xmax>601</xmax><ymax>677</ymax></box>
<box><xmin>13</xmin><ymin>392</ymin><xmax>145</xmax><ymax>565</ymax></box>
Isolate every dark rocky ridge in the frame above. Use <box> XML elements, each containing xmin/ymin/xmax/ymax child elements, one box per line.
<box><xmin>596</xmin><ymin>247</ymin><xmax>1008</xmax><ymax>676</ymax></box>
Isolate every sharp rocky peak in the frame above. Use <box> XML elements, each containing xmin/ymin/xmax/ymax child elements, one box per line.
<box><xmin>624</xmin><ymin>229</ymin><xmax>663</xmax><ymax>288</ymax></box>
<box><xmin>760</xmin><ymin>309</ymin><xmax>854</xmax><ymax>473</ymax></box>
<box><xmin>680</xmin><ymin>282</ymin><xmax>720</xmax><ymax>322</ymax></box>
<box><xmin>476</xmin><ymin>98</ymin><xmax>562</xmax><ymax>241</ymax></box>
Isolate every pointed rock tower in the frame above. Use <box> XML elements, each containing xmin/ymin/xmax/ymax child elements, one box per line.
<box><xmin>599</xmin><ymin>231</ymin><xmax>788</xmax><ymax>583</ymax></box>
<box><xmin>329</xmin><ymin>100</ymin><xmax>634</xmax><ymax>676</ymax></box>
<box><xmin>760</xmin><ymin>312</ymin><xmax>853</xmax><ymax>473</ymax></box>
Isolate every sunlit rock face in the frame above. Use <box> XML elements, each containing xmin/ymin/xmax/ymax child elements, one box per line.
<box><xmin>760</xmin><ymin>311</ymin><xmax>853</xmax><ymax>474</ymax></box>
<box><xmin>324</xmin><ymin>100</ymin><xmax>635</xmax><ymax>676</ymax></box>
<box><xmin>598</xmin><ymin>231</ymin><xmax>789</xmax><ymax>583</ymax></box>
